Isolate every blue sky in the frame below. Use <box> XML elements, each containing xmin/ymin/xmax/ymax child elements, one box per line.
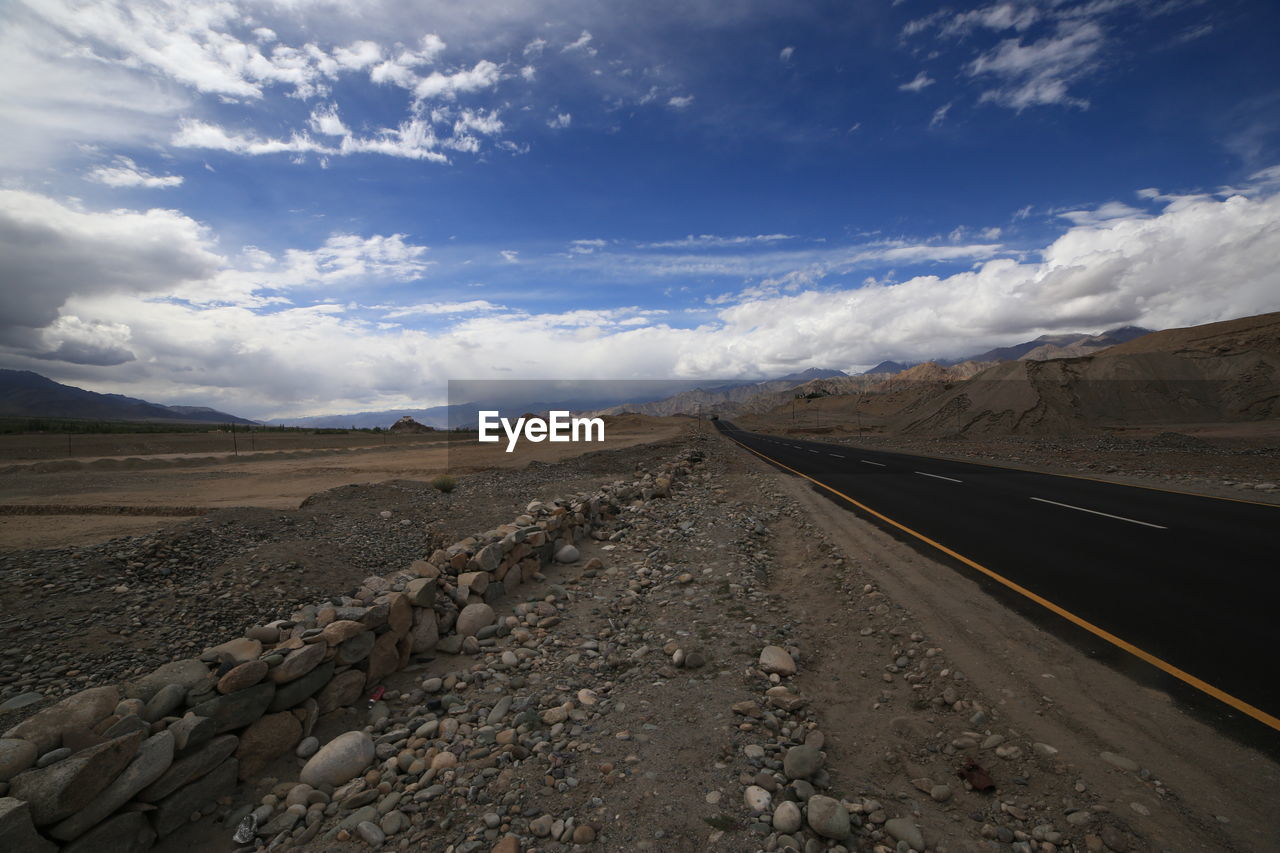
<box><xmin>1</xmin><ymin>0</ymin><xmax>1279</xmax><ymax>419</ymax></box>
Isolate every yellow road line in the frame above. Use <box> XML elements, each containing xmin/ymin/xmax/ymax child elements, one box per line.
<box><xmin>722</xmin><ymin>431</ymin><xmax>1280</xmax><ymax>733</ymax></box>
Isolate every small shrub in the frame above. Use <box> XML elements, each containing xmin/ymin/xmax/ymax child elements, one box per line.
<box><xmin>431</xmin><ymin>474</ymin><xmax>456</xmax><ymax>493</ymax></box>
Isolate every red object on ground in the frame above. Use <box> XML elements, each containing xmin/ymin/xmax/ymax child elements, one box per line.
<box><xmin>368</xmin><ymin>686</ymin><xmax>386</xmax><ymax>706</ymax></box>
<box><xmin>957</xmin><ymin>759</ymin><xmax>996</xmax><ymax>792</ymax></box>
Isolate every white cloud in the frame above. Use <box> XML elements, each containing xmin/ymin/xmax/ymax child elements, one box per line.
<box><xmin>173</xmin><ymin>119</ymin><xmax>334</xmax><ymax>156</ymax></box>
<box><xmin>1056</xmin><ymin>200</ymin><xmax>1145</xmax><ymax>226</ymax></box>
<box><xmin>173</xmin><ymin>116</ymin><xmax>470</xmax><ymax>164</ymax></box>
<box><xmin>308</xmin><ymin>105</ymin><xmax>349</xmax><ymax>137</ymax></box>
<box><xmin>523</xmin><ymin>38</ymin><xmax>547</xmax><ymax>57</ymax></box>
<box><xmin>275</xmin><ymin>234</ymin><xmax>431</xmax><ymax>288</ymax></box>
<box><xmin>899</xmin><ymin>71</ymin><xmax>935</xmax><ymax>93</ymax></box>
<box><xmin>453</xmin><ymin>109</ymin><xmax>503</xmax><ymax>136</ymax></box>
<box><xmin>411</xmin><ymin>59</ymin><xmax>501</xmax><ymax>101</ymax></box>
<box><xmin>941</xmin><ymin>3</ymin><xmax>1041</xmax><ymax>37</ymax></box>
<box><xmin>25</xmin><ymin>0</ymin><xmax>338</xmax><ymax>99</ymax></box>
<box><xmin>779</xmin><ymin>46</ymin><xmax>795</xmax><ymax>62</ymax></box>
<box><xmin>547</xmin><ymin>112</ymin><xmax>572</xmax><ymax>129</ymax></box>
<box><xmin>382</xmin><ymin>300</ymin><xmax>503</xmax><ymax>318</ymax></box>
<box><xmin>968</xmin><ymin>20</ymin><xmax>1104</xmax><ymax>109</ymax></box>
<box><xmin>0</xmin><ymin>190</ymin><xmax>219</xmax><ymax>351</ymax></box>
<box><xmin>86</xmin><ymin>156</ymin><xmax>184</xmax><ymax>188</ymax></box>
<box><xmin>562</xmin><ymin>30</ymin><xmax>595</xmax><ymax>54</ymax></box>
<box><xmin>642</xmin><ymin>234</ymin><xmax>798</xmax><ymax>249</ymax></box>
<box><xmin>7</xmin><ymin>182</ymin><xmax>1280</xmax><ymax>417</ymax></box>
<box><xmin>500</xmin><ymin>250</ymin><xmax>519</xmax><ymax>263</ymax></box>
<box><xmin>667</xmin><ymin>95</ymin><xmax>695</xmax><ymax>109</ymax></box>
<box><xmin>333</xmin><ymin>40</ymin><xmax>383</xmax><ymax>71</ymax></box>
<box><xmin>569</xmin><ymin>238</ymin><xmax>606</xmax><ymax>254</ymax></box>
<box><xmin>930</xmin><ymin>102</ymin><xmax>952</xmax><ymax>128</ymax></box>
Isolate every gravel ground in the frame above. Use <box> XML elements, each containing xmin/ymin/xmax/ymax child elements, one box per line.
<box><xmin>3</xmin><ymin>428</ymin><xmax>1275</xmax><ymax>853</ymax></box>
<box><xmin>0</xmin><ymin>438</ymin><xmax>688</xmax><ymax>726</ymax></box>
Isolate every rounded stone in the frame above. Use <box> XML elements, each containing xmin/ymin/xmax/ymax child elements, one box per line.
<box><xmin>783</xmin><ymin>744</ymin><xmax>823</xmax><ymax>780</ymax></box>
<box><xmin>321</xmin><ymin>620</ymin><xmax>366</xmax><ymax>646</ymax></box>
<box><xmin>296</xmin><ymin>737</ymin><xmax>319</xmax><ymax>758</ymax></box>
<box><xmin>744</xmin><ymin>785</ymin><xmax>772</xmax><ymax>813</ymax></box>
<box><xmin>554</xmin><ymin>545</ymin><xmax>580</xmax><ymax>563</ymax></box>
<box><xmin>270</xmin><ymin>643</ymin><xmax>325</xmax><ymax>684</ymax></box>
<box><xmin>356</xmin><ymin>820</ymin><xmax>385</xmax><ymax>846</ymax></box>
<box><xmin>805</xmin><ymin>795</ymin><xmax>850</xmax><ymax>840</ymax></box>
<box><xmin>217</xmin><ymin>660</ymin><xmax>268</xmax><ymax>694</ymax></box>
<box><xmin>759</xmin><ymin>645</ymin><xmax>797</xmax><ymax>676</ymax></box>
<box><xmin>205</xmin><ymin>638</ymin><xmax>262</xmax><ymax>664</ymax></box>
<box><xmin>773</xmin><ymin>800</ymin><xmax>802</xmax><ymax>834</ymax></box>
<box><xmin>885</xmin><ymin>817</ymin><xmax>926</xmax><ymax>851</ymax></box>
<box><xmin>0</xmin><ymin>738</ymin><xmax>39</xmax><ymax>782</ymax></box>
<box><xmin>299</xmin><ymin>731</ymin><xmax>374</xmax><ymax>788</ymax></box>
<box><xmin>455</xmin><ymin>603</ymin><xmax>496</xmax><ymax>638</ymax></box>
<box><xmin>530</xmin><ymin>814</ymin><xmax>554</xmax><ymax>837</ymax></box>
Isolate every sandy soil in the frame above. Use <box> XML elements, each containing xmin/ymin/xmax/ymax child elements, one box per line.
<box><xmin>0</xmin><ymin>415</ymin><xmax>690</xmax><ymax>550</ymax></box>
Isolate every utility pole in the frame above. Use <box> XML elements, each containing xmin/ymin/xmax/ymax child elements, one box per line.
<box><xmin>230</xmin><ymin>422</ymin><xmax>238</xmax><ymax>456</ymax></box>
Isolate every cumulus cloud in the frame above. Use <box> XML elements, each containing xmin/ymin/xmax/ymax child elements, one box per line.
<box><xmin>547</xmin><ymin>112</ymin><xmax>572</xmax><ymax>129</ymax></box>
<box><xmin>0</xmin><ymin>190</ymin><xmax>219</xmax><ymax>351</ymax></box>
<box><xmin>7</xmin><ymin>180</ymin><xmax>1280</xmax><ymax>417</ymax></box>
<box><xmin>308</xmin><ymin>105</ymin><xmax>349</xmax><ymax>137</ymax></box>
<box><xmin>667</xmin><ymin>95</ymin><xmax>695</xmax><ymax>109</ymax></box>
<box><xmin>412</xmin><ymin>60</ymin><xmax>501</xmax><ymax>101</ymax></box>
<box><xmin>86</xmin><ymin>156</ymin><xmax>184</xmax><ymax>188</ymax></box>
<box><xmin>779</xmin><ymin>46</ymin><xmax>795</xmax><ymax>62</ymax></box>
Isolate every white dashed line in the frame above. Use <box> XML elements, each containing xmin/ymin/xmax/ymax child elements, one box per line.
<box><xmin>829</xmin><ymin>453</ymin><xmax>844</xmax><ymax>458</ymax></box>
<box><xmin>808</xmin><ymin>449</ymin><xmax>819</xmax><ymax>454</ymax></box>
<box><xmin>1030</xmin><ymin>497</ymin><xmax>1167</xmax><ymax>529</ymax></box>
<box><xmin>916</xmin><ymin>471</ymin><xmax>962</xmax><ymax>483</ymax></box>
<box><xmin>861</xmin><ymin>460</ymin><xmax>886</xmax><ymax>467</ymax></box>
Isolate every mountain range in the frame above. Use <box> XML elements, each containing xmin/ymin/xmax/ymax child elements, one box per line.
<box><xmin>0</xmin><ymin>370</ymin><xmax>255</xmax><ymax>424</ymax></box>
<box><xmin>0</xmin><ymin>324</ymin><xmax>1158</xmax><ymax>429</ymax></box>
<box><xmin>737</xmin><ymin>313</ymin><xmax>1280</xmax><ymax>436</ymax></box>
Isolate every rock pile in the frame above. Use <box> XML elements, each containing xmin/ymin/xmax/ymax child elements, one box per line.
<box><xmin>388</xmin><ymin>416</ymin><xmax>434</xmax><ymax>434</ymax></box>
<box><xmin>0</xmin><ymin>450</ymin><xmax>701</xmax><ymax>852</ymax></box>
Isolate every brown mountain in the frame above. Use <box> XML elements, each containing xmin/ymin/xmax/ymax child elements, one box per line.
<box><xmin>738</xmin><ymin>312</ymin><xmax>1280</xmax><ymax>436</ymax></box>
<box><xmin>893</xmin><ymin>312</ymin><xmax>1280</xmax><ymax>435</ymax></box>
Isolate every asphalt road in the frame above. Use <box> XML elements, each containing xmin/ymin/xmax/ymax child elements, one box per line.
<box><xmin>714</xmin><ymin>420</ymin><xmax>1280</xmax><ymax>735</ymax></box>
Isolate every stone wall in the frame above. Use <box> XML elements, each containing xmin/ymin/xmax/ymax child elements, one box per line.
<box><xmin>0</xmin><ymin>451</ymin><xmax>699</xmax><ymax>852</ymax></box>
